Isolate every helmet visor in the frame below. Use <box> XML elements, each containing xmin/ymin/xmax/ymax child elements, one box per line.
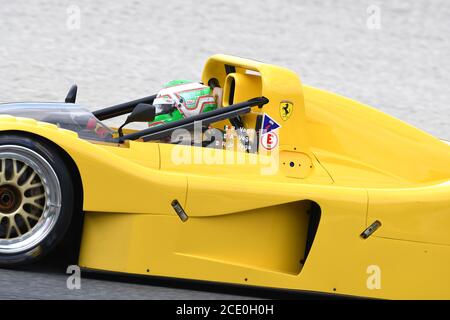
<box><xmin>153</xmin><ymin>97</ymin><xmax>175</xmax><ymax>115</ymax></box>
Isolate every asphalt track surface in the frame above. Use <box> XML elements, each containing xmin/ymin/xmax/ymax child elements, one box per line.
<box><xmin>0</xmin><ymin>257</ymin><xmax>321</xmax><ymax>300</ymax></box>
<box><xmin>0</xmin><ymin>0</ymin><xmax>449</xmax><ymax>299</ymax></box>
<box><xmin>0</xmin><ymin>262</ymin><xmax>256</xmax><ymax>300</ymax></box>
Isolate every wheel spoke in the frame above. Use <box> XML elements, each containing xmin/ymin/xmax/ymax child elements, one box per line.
<box><xmin>30</xmin><ymin>202</ymin><xmax>44</xmax><ymax>210</ymax></box>
<box><xmin>5</xmin><ymin>218</ymin><xmax>19</xmax><ymax>238</ymax></box>
<box><xmin>21</xmin><ymin>171</ymin><xmax>38</xmax><ymax>190</ymax></box>
<box><xmin>14</xmin><ymin>224</ymin><xmax>22</xmax><ymax>237</ymax></box>
<box><xmin>25</xmin><ymin>194</ymin><xmax>45</xmax><ymax>203</ymax></box>
<box><xmin>5</xmin><ymin>220</ymin><xmax>11</xmax><ymax>238</ymax></box>
<box><xmin>19</xmin><ymin>165</ymin><xmax>27</xmax><ymax>177</ymax></box>
<box><xmin>22</xmin><ymin>212</ymin><xmax>39</xmax><ymax>222</ymax></box>
<box><xmin>19</xmin><ymin>213</ymin><xmax>32</xmax><ymax>231</ymax></box>
<box><xmin>13</xmin><ymin>160</ymin><xmax>27</xmax><ymax>182</ymax></box>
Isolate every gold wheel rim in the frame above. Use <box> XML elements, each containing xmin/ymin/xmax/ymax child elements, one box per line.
<box><xmin>0</xmin><ymin>145</ymin><xmax>61</xmax><ymax>254</ymax></box>
<box><xmin>0</xmin><ymin>159</ymin><xmax>45</xmax><ymax>239</ymax></box>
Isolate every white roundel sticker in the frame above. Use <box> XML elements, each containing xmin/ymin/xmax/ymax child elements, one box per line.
<box><xmin>260</xmin><ymin>131</ymin><xmax>278</xmax><ymax>150</ymax></box>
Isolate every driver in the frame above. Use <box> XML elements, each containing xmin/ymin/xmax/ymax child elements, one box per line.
<box><xmin>149</xmin><ymin>80</ymin><xmax>219</xmax><ymax>127</ymax></box>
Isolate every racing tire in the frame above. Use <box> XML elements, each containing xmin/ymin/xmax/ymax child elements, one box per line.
<box><xmin>0</xmin><ymin>134</ymin><xmax>75</xmax><ymax>267</ymax></box>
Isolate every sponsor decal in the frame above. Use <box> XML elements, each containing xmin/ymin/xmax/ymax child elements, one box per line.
<box><xmin>260</xmin><ymin>131</ymin><xmax>278</xmax><ymax>150</ymax></box>
<box><xmin>261</xmin><ymin>113</ymin><xmax>281</xmax><ymax>134</ymax></box>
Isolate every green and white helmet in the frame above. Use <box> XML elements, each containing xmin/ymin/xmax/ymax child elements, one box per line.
<box><xmin>153</xmin><ymin>80</ymin><xmax>217</xmax><ymax>118</ymax></box>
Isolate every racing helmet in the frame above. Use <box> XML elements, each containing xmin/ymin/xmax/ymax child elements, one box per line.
<box><xmin>153</xmin><ymin>80</ymin><xmax>217</xmax><ymax>119</ymax></box>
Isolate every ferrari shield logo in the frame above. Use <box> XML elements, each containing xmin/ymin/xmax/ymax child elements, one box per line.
<box><xmin>280</xmin><ymin>101</ymin><xmax>293</xmax><ymax>121</ymax></box>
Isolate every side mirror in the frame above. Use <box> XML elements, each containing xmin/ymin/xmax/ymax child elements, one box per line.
<box><xmin>126</xmin><ymin>103</ymin><xmax>156</xmax><ymax>124</ymax></box>
<box><xmin>118</xmin><ymin>103</ymin><xmax>156</xmax><ymax>137</ymax></box>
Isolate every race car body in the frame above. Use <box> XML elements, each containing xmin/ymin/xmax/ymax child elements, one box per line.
<box><xmin>0</xmin><ymin>54</ymin><xmax>448</xmax><ymax>299</ymax></box>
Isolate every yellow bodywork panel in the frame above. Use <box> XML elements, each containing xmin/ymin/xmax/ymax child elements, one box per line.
<box><xmin>1</xmin><ymin>54</ymin><xmax>449</xmax><ymax>299</ymax></box>
<box><xmin>368</xmin><ymin>182</ymin><xmax>450</xmax><ymax>245</ymax></box>
<box><xmin>303</xmin><ymin>85</ymin><xmax>450</xmax><ymax>187</ymax></box>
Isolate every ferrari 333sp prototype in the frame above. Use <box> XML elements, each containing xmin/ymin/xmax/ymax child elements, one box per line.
<box><xmin>0</xmin><ymin>54</ymin><xmax>448</xmax><ymax>299</ymax></box>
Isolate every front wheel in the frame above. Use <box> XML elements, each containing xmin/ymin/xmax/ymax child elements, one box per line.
<box><xmin>0</xmin><ymin>135</ymin><xmax>75</xmax><ymax>266</ymax></box>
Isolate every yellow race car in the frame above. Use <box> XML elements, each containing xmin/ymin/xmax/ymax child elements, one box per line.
<box><xmin>0</xmin><ymin>54</ymin><xmax>448</xmax><ymax>299</ymax></box>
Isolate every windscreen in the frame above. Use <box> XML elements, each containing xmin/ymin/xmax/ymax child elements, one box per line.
<box><xmin>0</xmin><ymin>103</ymin><xmax>115</xmax><ymax>142</ymax></box>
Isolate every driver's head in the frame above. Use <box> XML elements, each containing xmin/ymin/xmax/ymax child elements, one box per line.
<box><xmin>153</xmin><ymin>80</ymin><xmax>217</xmax><ymax>118</ymax></box>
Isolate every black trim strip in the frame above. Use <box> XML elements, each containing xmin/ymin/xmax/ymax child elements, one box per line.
<box><xmin>80</xmin><ymin>267</ymin><xmax>359</xmax><ymax>300</ymax></box>
<box><xmin>93</xmin><ymin>94</ymin><xmax>157</xmax><ymax>121</ymax></box>
<box><xmin>255</xmin><ymin>114</ymin><xmax>263</xmax><ymax>152</ymax></box>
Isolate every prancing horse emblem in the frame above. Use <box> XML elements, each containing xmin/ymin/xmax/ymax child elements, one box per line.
<box><xmin>280</xmin><ymin>101</ymin><xmax>293</xmax><ymax>121</ymax></box>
